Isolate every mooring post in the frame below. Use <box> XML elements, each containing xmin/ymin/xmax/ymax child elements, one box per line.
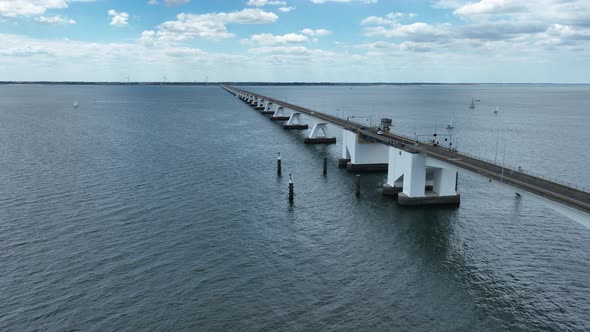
<box><xmin>355</xmin><ymin>174</ymin><xmax>361</xmax><ymax>196</ymax></box>
<box><xmin>323</xmin><ymin>157</ymin><xmax>327</xmax><ymax>176</ymax></box>
<box><xmin>277</xmin><ymin>152</ymin><xmax>282</xmax><ymax>176</ymax></box>
<box><xmin>288</xmin><ymin>174</ymin><xmax>294</xmax><ymax>202</ymax></box>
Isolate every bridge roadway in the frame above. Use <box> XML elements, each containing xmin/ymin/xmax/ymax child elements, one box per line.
<box><xmin>223</xmin><ymin>85</ymin><xmax>590</xmax><ymax>214</ymax></box>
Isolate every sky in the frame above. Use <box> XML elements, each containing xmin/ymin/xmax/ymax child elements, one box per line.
<box><xmin>0</xmin><ymin>0</ymin><xmax>589</xmax><ymax>82</ymax></box>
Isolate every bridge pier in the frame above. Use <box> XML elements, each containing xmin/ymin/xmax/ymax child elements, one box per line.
<box><xmin>283</xmin><ymin>113</ymin><xmax>308</xmax><ymax>129</ymax></box>
<box><xmin>249</xmin><ymin>96</ymin><xmax>258</xmax><ymax>106</ymax></box>
<box><xmin>261</xmin><ymin>102</ymin><xmax>275</xmax><ymax>115</ymax></box>
<box><xmin>270</xmin><ymin>106</ymin><xmax>290</xmax><ymax>121</ymax></box>
<box><xmin>255</xmin><ymin>99</ymin><xmax>265</xmax><ymax>110</ymax></box>
<box><xmin>304</xmin><ymin>123</ymin><xmax>336</xmax><ymax>144</ymax></box>
<box><xmin>340</xmin><ymin>129</ymin><xmax>389</xmax><ymax>172</ymax></box>
<box><xmin>384</xmin><ymin>146</ymin><xmax>460</xmax><ymax>206</ymax></box>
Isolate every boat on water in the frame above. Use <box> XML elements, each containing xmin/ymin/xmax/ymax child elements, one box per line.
<box><xmin>446</xmin><ymin>118</ymin><xmax>455</xmax><ymax>129</ymax></box>
<box><xmin>494</xmin><ymin>106</ymin><xmax>499</xmax><ymax>114</ymax></box>
<box><xmin>475</xmin><ymin>97</ymin><xmax>481</xmax><ymax>102</ymax></box>
<box><xmin>469</xmin><ymin>98</ymin><xmax>475</xmax><ymax>109</ymax></box>
<box><xmin>73</xmin><ymin>100</ymin><xmax>79</xmax><ymax>108</ymax></box>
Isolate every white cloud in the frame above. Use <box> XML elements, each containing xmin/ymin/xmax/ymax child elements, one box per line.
<box><xmin>453</xmin><ymin>0</ymin><xmax>525</xmax><ymax>17</ymax></box>
<box><xmin>155</xmin><ymin>8</ymin><xmax>278</xmax><ymax>41</ymax></box>
<box><xmin>361</xmin><ymin>12</ymin><xmax>417</xmax><ymax>26</ymax></box>
<box><xmin>108</xmin><ymin>9</ymin><xmax>128</xmax><ymax>27</ymax></box>
<box><xmin>0</xmin><ymin>0</ymin><xmax>94</xmax><ymax>17</ymax></box>
<box><xmin>35</xmin><ymin>15</ymin><xmax>76</xmax><ymax>25</ymax></box>
<box><xmin>243</xmin><ymin>33</ymin><xmax>308</xmax><ymax>45</ymax></box>
<box><xmin>248</xmin><ymin>45</ymin><xmax>333</xmax><ymax>56</ymax></box>
<box><xmin>278</xmin><ymin>6</ymin><xmax>295</xmax><ymax>12</ymax></box>
<box><xmin>0</xmin><ymin>32</ymin><xmax>252</xmax><ymax>81</ymax></box>
<box><xmin>247</xmin><ymin>0</ymin><xmax>286</xmax><ymax>6</ymax></box>
<box><xmin>301</xmin><ymin>28</ymin><xmax>331</xmax><ymax>36</ymax></box>
<box><xmin>140</xmin><ymin>30</ymin><xmax>156</xmax><ymax>45</ymax></box>
<box><xmin>364</xmin><ymin>22</ymin><xmax>452</xmax><ymax>42</ymax></box>
<box><xmin>147</xmin><ymin>0</ymin><xmax>158</xmax><ymax>4</ymax></box>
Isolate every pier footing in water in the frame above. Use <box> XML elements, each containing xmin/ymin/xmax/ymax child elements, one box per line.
<box><xmin>304</xmin><ymin>137</ymin><xmax>336</xmax><ymax>144</ymax></box>
<box><xmin>346</xmin><ymin>162</ymin><xmax>388</xmax><ymax>172</ymax></box>
<box><xmin>397</xmin><ymin>193</ymin><xmax>461</xmax><ymax>206</ymax></box>
<box><xmin>338</xmin><ymin>158</ymin><xmax>351</xmax><ymax>167</ymax></box>
<box><xmin>382</xmin><ymin>184</ymin><xmax>403</xmax><ymax>196</ymax></box>
<box><xmin>283</xmin><ymin>124</ymin><xmax>308</xmax><ymax>129</ymax></box>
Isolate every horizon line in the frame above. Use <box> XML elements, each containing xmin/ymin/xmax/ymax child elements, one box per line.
<box><xmin>1</xmin><ymin>81</ymin><xmax>589</xmax><ymax>86</ymax></box>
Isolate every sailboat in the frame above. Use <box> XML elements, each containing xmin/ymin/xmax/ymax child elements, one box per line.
<box><xmin>493</xmin><ymin>106</ymin><xmax>499</xmax><ymax>114</ymax></box>
<box><xmin>475</xmin><ymin>97</ymin><xmax>481</xmax><ymax>102</ymax></box>
<box><xmin>469</xmin><ymin>98</ymin><xmax>475</xmax><ymax>109</ymax></box>
<box><xmin>446</xmin><ymin>117</ymin><xmax>455</xmax><ymax>129</ymax></box>
<box><xmin>73</xmin><ymin>100</ymin><xmax>79</xmax><ymax>108</ymax></box>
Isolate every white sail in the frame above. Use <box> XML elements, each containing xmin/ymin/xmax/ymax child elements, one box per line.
<box><xmin>73</xmin><ymin>100</ymin><xmax>79</xmax><ymax>108</ymax></box>
<box><xmin>494</xmin><ymin>105</ymin><xmax>499</xmax><ymax>113</ymax></box>
<box><xmin>469</xmin><ymin>98</ymin><xmax>475</xmax><ymax>109</ymax></box>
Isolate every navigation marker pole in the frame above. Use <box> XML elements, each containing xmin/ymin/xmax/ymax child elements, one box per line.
<box><xmin>288</xmin><ymin>174</ymin><xmax>294</xmax><ymax>202</ymax></box>
<box><xmin>277</xmin><ymin>152</ymin><xmax>282</xmax><ymax>176</ymax></box>
<box><xmin>323</xmin><ymin>157</ymin><xmax>328</xmax><ymax>176</ymax></box>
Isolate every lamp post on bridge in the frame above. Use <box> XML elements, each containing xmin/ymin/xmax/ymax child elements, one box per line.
<box><xmin>346</xmin><ymin>115</ymin><xmax>372</xmax><ymax>128</ymax></box>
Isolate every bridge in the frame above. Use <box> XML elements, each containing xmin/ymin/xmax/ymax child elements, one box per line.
<box><xmin>222</xmin><ymin>85</ymin><xmax>590</xmax><ymax>225</ymax></box>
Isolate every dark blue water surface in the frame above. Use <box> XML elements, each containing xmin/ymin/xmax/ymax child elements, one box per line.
<box><xmin>0</xmin><ymin>85</ymin><xmax>589</xmax><ymax>331</ymax></box>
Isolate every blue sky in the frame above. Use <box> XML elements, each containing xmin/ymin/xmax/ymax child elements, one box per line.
<box><xmin>0</xmin><ymin>0</ymin><xmax>589</xmax><ymax>82</ymax></box>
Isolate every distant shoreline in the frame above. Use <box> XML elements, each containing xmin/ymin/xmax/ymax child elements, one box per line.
<box><xmin>0</xmin><ymin>82</ymin><xmax>587</xmax><ymax>86</ymax></box>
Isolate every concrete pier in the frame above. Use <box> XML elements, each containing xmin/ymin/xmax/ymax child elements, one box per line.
<box><xmin>261</xmin><ymin>102</ymin><xmax>275</xmax><ymax>115</ymax></box>
<box><xmin>270</xmin><ymin>106</ymin><xmax>290</xmax><ymax>121</ymax></box>
<box><xmin>304</xmin><ymin>123</ymin><xmax>336</xmax><ymax>144</ymax></box>
<box><xmin>255</xmin><ymin>99</ymin><xmax>266</xmax><ymax>110</ymax></box>
<box><xmin>342</xmin><ymin>130</ymin><xmax>389</xmax><ymax>172</ymax></box>
<box><xmin>283</xmin><ymin>113</ymin><xmax>308</xmax><ymax>129</ymax></box>
<box><xmin>384</xmin><ymin>146</ymin><xmax>460</xmax><ymax>206</ymax></box>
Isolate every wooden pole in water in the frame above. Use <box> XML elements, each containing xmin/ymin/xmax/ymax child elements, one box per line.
<box><xmin>288</xmin><ymin>174</ymin><xmax>294</xmax><ymax>202</ymax></box>
<box><xmin>323</xmin><ymin>157</ymin><xmax>327</xmax><ymax>176</ymax></box>
<box><xmin>355</xmin><ymin>175</ymin><xmax>360</xmax><ymax>196</ymax></box>
<box><xmin>277</xmin><ymin>152</ymin><xmax>282</xmax><ymax>176</ymax></box>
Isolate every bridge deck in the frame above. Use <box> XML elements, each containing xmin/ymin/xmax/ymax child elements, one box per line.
<box><xmin>223</xmin><ymin>85</ymin><xmax>590</xmax><ymax>214</ymax></box>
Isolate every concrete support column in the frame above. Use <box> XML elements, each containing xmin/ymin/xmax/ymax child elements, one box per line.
<box><xmin>402</xmin><ymin>153</ymin><xmax>426</xmax><ymax>198</ymax></box>
<box><xmin>340</xmin><ymin>129</ymin><xmax>388</xmax><ymax>172</ymax></box>
<box><xmin>304</xmin><ymin>123</ymin><xmax>336</xmax><ymax>144</ymax></box>
<box><xmin>432</xmin><ymin>168</ymin><xmax>457</xmax><ymax>196</ymax></box>
<box><xmin>384</xmin><ymin>147</ymin><xmax>459</xmax><ymax>206</ymax></box>
<box><xmin>284</xmin><ymin>113</ymin><xmax>308</xmax><ymax>129</ymax></box>
<box><xmin>261</xmin><ymin>102</ymin><xmax>275</xmax><ymax>114</ymax></box>
<box><xmin>271</xmin><ymin>106</ymin><xmax>290</xmax><ymax>121</ymax></box>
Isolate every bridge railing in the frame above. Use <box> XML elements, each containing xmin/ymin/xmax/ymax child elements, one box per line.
<box><xmin>457</xmin><ymin>150</ymin><xmax>589</xmax><ymax>193</ymax></box>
